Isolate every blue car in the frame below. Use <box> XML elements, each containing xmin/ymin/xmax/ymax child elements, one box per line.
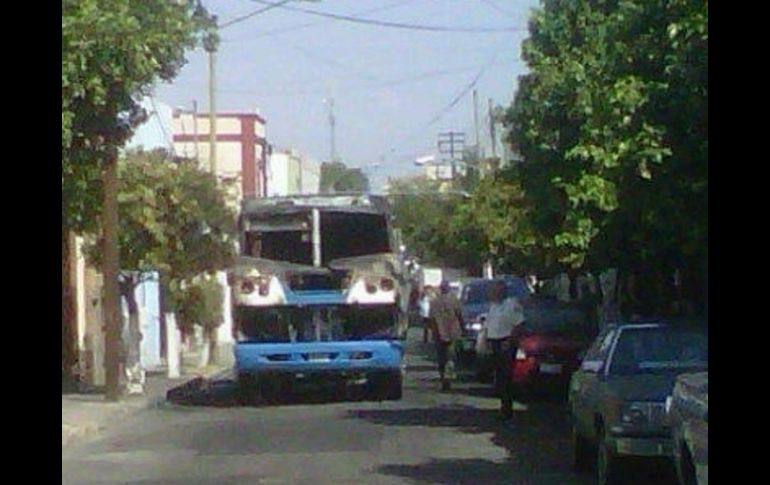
<box><xmin>457</xmin><ymin>276</ymin><xmax>531</xmax><ymax>355</ymax></box>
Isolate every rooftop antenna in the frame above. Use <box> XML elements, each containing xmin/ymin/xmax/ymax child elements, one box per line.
<box><xmin>324</xmin><ymin>97</ymin><xmax>336</xmax><ymax>162</ymax></box>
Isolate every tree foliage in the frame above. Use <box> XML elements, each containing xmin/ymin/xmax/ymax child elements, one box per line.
<box><xmin>506</xmin><ymin>0</ymin><xmax>707</xmax><ymax>270</ymax></box>
<box><xmin>389</xmin><ymin>175</ymin><xmax>480</xmax><ymax>271</ymax></box>
<box><xmin>86</xmin><ymin>149</ymin><xmax>237</xmax><ymax>280</ymax></box>
<box><xmin>319</xmin><ymin>162</ymin><xmax>370</xmax><ymax>193</ymax></box>
<box><xmin>62</xmin><ymin>0</ymin><xmax>214</xmax><ymax>232</ymax></box>
<box><xmin>495</xmin><ymin>0</ymin><xmax>708</xmax><ymax>314</ymax></box>
<box><xmin>175</xmin><ymin>276</ymin><xmax>224</xmax><ymax>336</ymax></box>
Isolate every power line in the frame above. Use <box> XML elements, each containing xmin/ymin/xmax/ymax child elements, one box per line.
<box><xmin>221</xmin><ymin>0</ymin><xmax>416</xmax><ymax>42</ymax></box>
<box><xmin>251</xmin><ymin>0</ymin><xmax>525</xmax><ymax>33</ymax></box>
<box><xmin>480</xmin><ymin>0</ymin><xmax>519</xmax><ymax>19</ymax></box>
<box><xmin>148</xmin><ymin>95</ymin><xmax>176</xmax><ymax>155</ymax></box>
<box><xmin>379</xmin><ymin>37</ymin><xmax>508</xmax><ymax>165</ymax></box>
<box><xmin>425</xmin><ymin>40</ymin><xmax>505</xmax><ymax>128</ymax></box>
<box><xmin>174</xmin><ymin>58</ymin><xmax>520</xmax><ymax>99</ymax></box>
<box><xmin>280</xmin><ymin>37</ymin><xmax>382</xmax><ymax>83</ymax></box>
<box><xmin>220</xmin><ymin>0</ymin><xmax>296</xmax><ymax>30</ymax></box>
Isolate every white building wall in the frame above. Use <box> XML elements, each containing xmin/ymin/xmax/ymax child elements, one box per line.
<box><xmin>300</xmin><ymin>156</ymin><xmax>321</xmax><ymax>195</ymax></box>
<box><xmin>268</xmin><ymin>149</ymin><xmax>321</xmax><ymax>196</ymax></box>
<box><xmin>267</xmin><ymin>152</ymin><xmax>291</xmax><ymax>197</ymax></box>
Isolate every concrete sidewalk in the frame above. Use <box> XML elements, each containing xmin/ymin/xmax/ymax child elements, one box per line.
<box><xmin>62</xmin><ymin>352</ymin><xmax>233</xmax><ymax>447</ymax></box>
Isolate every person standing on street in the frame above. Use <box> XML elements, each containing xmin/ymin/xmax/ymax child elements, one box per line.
<box><xmin>483</xmin><ymin>280</ymin><xmax>525</xmax><ymax>423</ymax></box>
<box><xmin>419</xmin><ymin>286</ymin><xmax>436</xmax><ymax>344</ymax></box>
<box><xmin>429</xmin><ymin>281</ymin><xmax>464</xmax><ymax>391</ymax></box>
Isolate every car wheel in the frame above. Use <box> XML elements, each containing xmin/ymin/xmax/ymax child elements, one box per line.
<box><xmin>572</xmin><ymin>423</ymin><xmax>594</xmax><ymax>474</ymax></box>
<box><xmin>368</xmin><ymin>371</ymin><xmax>403</xmax><ymax>401</ymax></box>
<box><xmin>237</xmin><ymin>373</ymin><xmax>259</xmax><ymax>405</ymax></box>
<box><xmin>597</xmin><ymin>428</ymin><xmax>621</xmax><ymax>485</ymax></box>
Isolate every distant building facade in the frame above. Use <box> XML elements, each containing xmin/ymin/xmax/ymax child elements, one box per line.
<box><xmin>267</xmin><ymin>148</ymin><xmax>321</xmax><ymax>196</ymax></box>
<box><xmin>172</xmin><ymin>111</ymin><xmax>269</xmax><ymax>204</ymax></box>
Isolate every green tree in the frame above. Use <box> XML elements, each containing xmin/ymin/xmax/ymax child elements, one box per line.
<box><xmin>62</xmin><ymin>0</ymin><xmax>213</xmax><ymax>232</ymax></box>
<box><xmin>63</xmin><ymin>0</ymin><xmax>214</xmax><ymax>398</ymax></box>
<box><xmin>175</xmin><ymin>276</ymin><xmax>224</xmax><ymax>366</ymax></box>
<box><xmin>389</xmin><ymin>175</ymin><xmax>480</xmax><ymax>271</ymax></box>
<box><xmin>504</xmin><ymin>0</ymin><xmax>707</xmax><ymax>316</ymax></box>
<box><xmin>320</xmin><ymin>161</ymin><xmax>370</xmax><ymax>193</ymax></box>
<box><xmin>86</xmin><ymin>149</ymin><xmax>237</xmax><ymax>371</ymax></box>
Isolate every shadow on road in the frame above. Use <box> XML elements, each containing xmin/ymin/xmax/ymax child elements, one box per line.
<box><xmin>165</xmin><ymin>378</ymin><xmax>404</xmax><ymax>409</ymax></box>
<box><xmin>347</xmin><ymin>404</ymin><xmax>677</xmax><ymax>485</ymax></box>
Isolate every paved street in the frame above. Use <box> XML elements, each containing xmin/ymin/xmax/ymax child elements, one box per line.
<box><xmin>62</xmin><ymin>329</ymin><xmax>677</xmax><ymax>484</ymax></box>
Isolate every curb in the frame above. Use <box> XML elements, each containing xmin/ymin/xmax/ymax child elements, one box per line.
<box><xmin>62</xmin><ymin>366</ymin><xmax>231</xmax><ymax>447</ymax></box>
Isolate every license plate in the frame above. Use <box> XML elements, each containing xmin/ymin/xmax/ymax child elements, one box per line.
<box><xmin>308</xmin><ymin>353</ymin><xmax>331</xmax><ymax>362</ymax></box>
<box><xmin>539</xmin><ymin>363</ymin><xmax>563</xmax><ymax>374</ymax></box>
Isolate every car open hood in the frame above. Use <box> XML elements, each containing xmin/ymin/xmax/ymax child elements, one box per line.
<box><xmin>233</xmin><ymin>255</ymin><xmax>330</xmax><ymax>277</ymax></box>
<box><xmin>327</xmin><ymin>253</ymin><xmax>399</xmax><ymax>275</ymax></box>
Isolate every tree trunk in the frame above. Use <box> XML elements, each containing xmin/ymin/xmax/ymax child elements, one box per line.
<box><xmin>206</xmin><ymin>326</ymin><xmax>218</xmax><ymax>366</ymax></box>
<box><xmin>62</xmin><ymin>227</ymin><xmax>77</xmax><ymax>384</ymax></box>
<box><xmin>120</xmin><ymin>275</ymin><xmax>144</xmax><ymax>393</ymax></box>
<box><xmin>103</xmin><ymin>154</ymin><xmax>123</xmax><ymax>401</ymax></box>
<box><xmin>567</xmin><ymin>268</ymin><xmax>579</xmax><ymax>301</ymax></box>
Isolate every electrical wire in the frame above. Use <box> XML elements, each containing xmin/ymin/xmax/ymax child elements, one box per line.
<box><xmin>221</xmin><ymin>0</ymin><xmax>416</xmax><ymax>42</ymax></box>
<box><xmin>250</xmin><ymin>0</ymin><xmax>525</xmax><ymax>33</ymax></box>
<box><xmin>148</xmin><ymin>95</ymin><xmax>176</xmax><ymax>155</ymax></box>
<box><xmin>378</xmin><ymin>36</ymin><xmax>509</xmax><ymax>166</ymax></box>
<box><xmin>220</xmin><ymin>0</ymin><xmax>296</xmax><ymax>30</ymax></box>
<box><xmin>480</xmin><ymin>0</ymin><xmax>519</xmax><ymax>19</ymax></box>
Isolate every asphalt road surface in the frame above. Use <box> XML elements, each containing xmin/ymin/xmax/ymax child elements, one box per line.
<box><xmin>62</xmin><ymin>329</ymin><xmax>678</xmax><ymax>484</ymax></box>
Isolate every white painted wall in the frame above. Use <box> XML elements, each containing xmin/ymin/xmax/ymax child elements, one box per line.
<box><xmin>268</xmin><ymin>149</ymin><xmax>321</xmax><ymax>196</ymax></box>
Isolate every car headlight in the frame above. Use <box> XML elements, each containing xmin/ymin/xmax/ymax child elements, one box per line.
<box><xmin>465</xmin><ymin>322</ymin><xmax>483</xmax><ymax>331</ymax></box>
<box><xmin>620</xmin><ymin>401</ymin><xmax>667</xmax><ymax>427</ymax></box>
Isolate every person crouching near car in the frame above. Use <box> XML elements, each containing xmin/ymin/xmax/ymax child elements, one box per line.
<box><xmin>483</xmin><ymin>280</ymin><xmax>525</xmax><ymax>423</ymax></box>
<box><xmin>429</xmin><ymin>281</ymin><xmax>464</xmax><ymax>391</ymax></box>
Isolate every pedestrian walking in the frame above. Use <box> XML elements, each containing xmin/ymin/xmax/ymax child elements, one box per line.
<box><xmin>483</xmin><ymin>280</ymin><xmax>525</xmax><ymax>423</ymax></box>
<box><xmin>420</xmin><ymin>286</ymin><xmax>436</xmax><ymax>344</ymax></box>
<box><xmin>429</xmin><ymin>281</ymin><xmax>464</xmax><ymax>391</ymax></box>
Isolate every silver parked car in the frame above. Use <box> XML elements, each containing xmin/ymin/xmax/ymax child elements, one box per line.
<box><xmin>666</xmin><ymin>371</ymin><xmax>708</xmax><ymax>485</ymax></box>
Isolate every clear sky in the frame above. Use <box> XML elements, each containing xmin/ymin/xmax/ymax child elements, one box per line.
<box><xmin>155</xmin><ymin>0</ymin><xmax>540</xmax><ymax>191</ymax></box>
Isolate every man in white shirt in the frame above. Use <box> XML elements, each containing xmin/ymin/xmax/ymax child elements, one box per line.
<box><xmin>482</xmin><ymin>280</ymin><xmax>525</xmax><ymax>422</ymax></box>
<box><xmin>419</xmin><ymin>286</ymin><xmax>435</xmax><ymax>344</ymax></box>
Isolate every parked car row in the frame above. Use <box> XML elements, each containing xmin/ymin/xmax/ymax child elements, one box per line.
<box><xmin>452</xmin><ymin>279</ymin><xmax>708</xmax><ymax>485</ymax></box>
<box><xmin>568</xmin><ymin>322</ymin><xmax>708</xmax><ymax>485</ymax></box>
<box><xmin>457</xmin><ymin>277</ymin><xmax>597</xmax><ymax>393</ymax></box>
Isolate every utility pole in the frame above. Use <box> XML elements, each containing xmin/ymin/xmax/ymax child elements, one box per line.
<box><xmin>437</xmin><ymin>131</ymin><xmax>465</xmax><ymax>180</ymax></box>
<box><xmin>102</xmin><ymin>152</ymin><xmax>122</xmax><ymax>401</ymax></box>
<box><xmin>192</xmin><ymin>100</ymin><xmax>200</xmax><ymax>160</ymax></box>
<box><xmin>325</xmin><ymin>97</ymin><xmax>336</xmax><ymax>162</ymax></box>
<box><xmin>488</xmin><ymin>98</ymin><xmax>497</xmax><ymax>158</ymax></box>
<box><xmin>473</xmin><ymin>89</ymin><xmax>481</xmax><ymax>159</ymax></box>
<box><xmin>204</xmin><ymin>17</ymin><xmax>219</xmax><ymax>176</ymax></box>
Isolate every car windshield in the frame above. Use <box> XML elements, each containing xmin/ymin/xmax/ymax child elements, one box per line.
<box><xmin>502</xmin><ymin>276</ymin><xmax>531</xmax><ymax>298</ymax></box>
<box><xmin>462</xmin><ymin>278</ymin><xmax>528</xmax><ymax>304</ymax></box>
<box><xmin>462</xmin><ymin>282</ymin><xmax>493</xmax><ymax>304</ymax></box>
<box><xmin>609</xmin><ymin>327</ymin><xmax>708</xmax><ymax>376</ymax></box>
